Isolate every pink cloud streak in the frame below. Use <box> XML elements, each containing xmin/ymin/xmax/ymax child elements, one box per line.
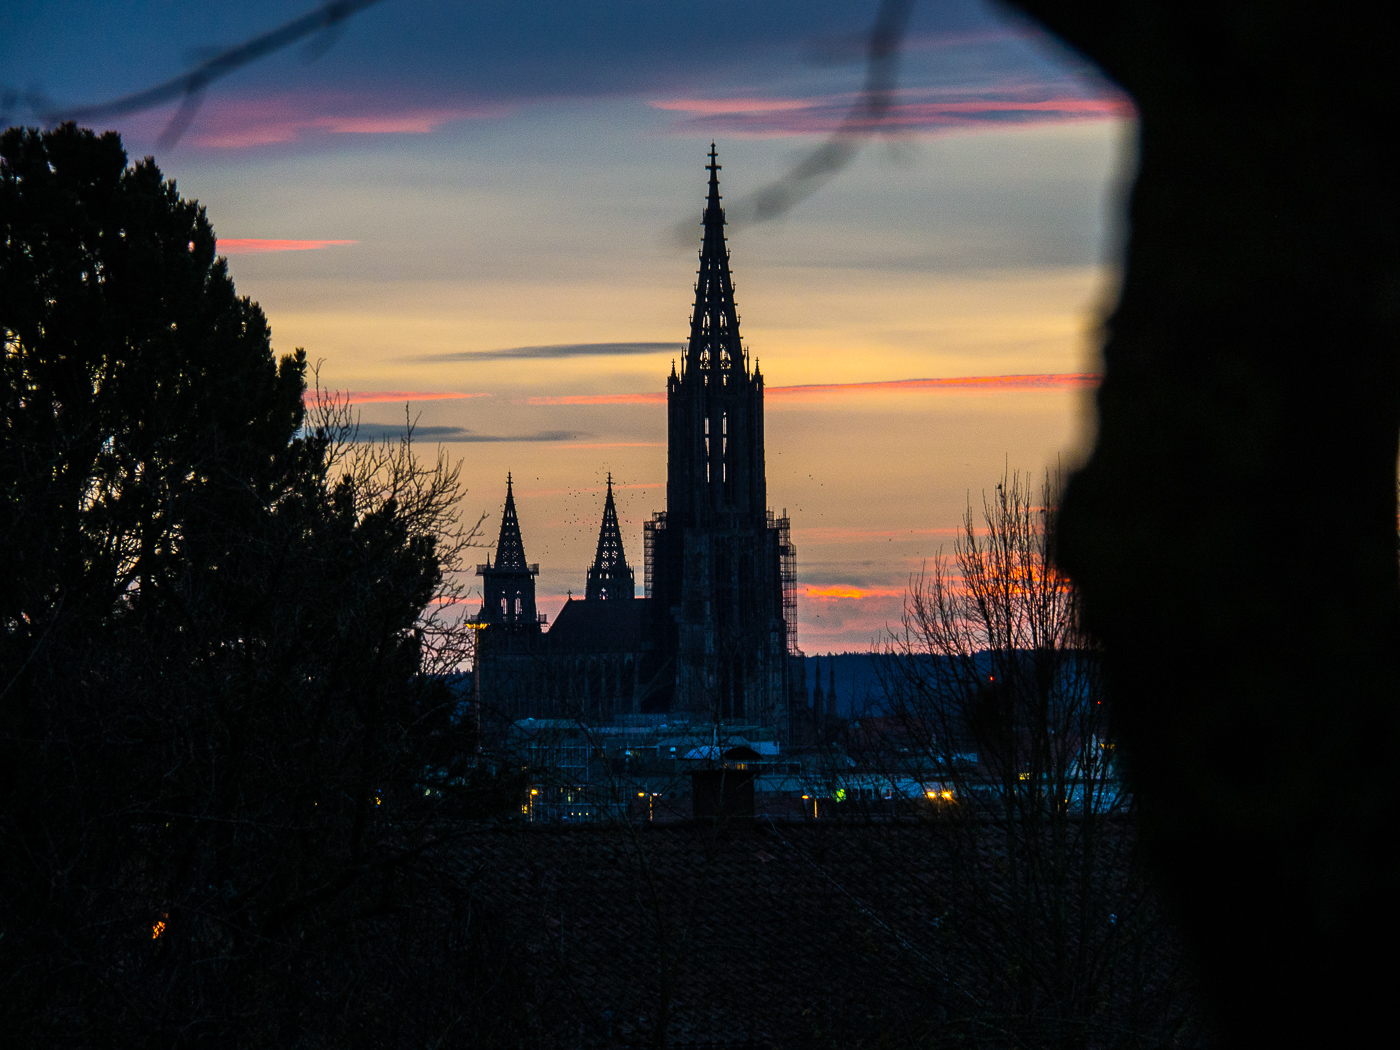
<box><xmin>116</xmin><ymin>92</ymin><xmax>513</xmax><ymax>150</ymax></box>
<box><xmin>651</xmin><ymin>84</ymin><xmax>1134</xmax><ymax>137</ymax></box>
<box><xmin>219</xmin><ymin>238</ymin><xmax>356</xmax><ymax>254</ymax></box>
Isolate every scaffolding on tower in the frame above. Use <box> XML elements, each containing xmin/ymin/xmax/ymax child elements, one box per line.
<box><xmin>643</xmin><ymin>512</ymin><xmax>666</xmax><ymax>599</ymax></box>
<box><xmin>773</xmin><ymin>512</ymin><xmax>798</xmax><ymax>656</ymax></box>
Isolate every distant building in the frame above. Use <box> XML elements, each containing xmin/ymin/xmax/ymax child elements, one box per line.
<box><xmin>473</xmin><ymin>146</ymin><xmax>804</xmax><ymax>738</ymax></box>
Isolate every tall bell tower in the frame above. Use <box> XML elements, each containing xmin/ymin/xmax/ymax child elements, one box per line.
<box><xmin>646</xmin><ymin>145</ymin><xmax>797</xmax><ymax>729</ymax></box>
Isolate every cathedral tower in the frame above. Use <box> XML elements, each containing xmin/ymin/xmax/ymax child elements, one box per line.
<box><xmin>646</xmin><ymin>145</ymin><xmax>797</xmax><ymax>728</ymax></box>
<box><xmin>477</xmin><ymin>473</ymin><xmax>541</xmax><ymax>631</ymax></box>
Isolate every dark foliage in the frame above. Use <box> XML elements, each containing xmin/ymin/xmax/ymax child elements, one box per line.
<box><xmin>0</xmin><ymin>124</ymin><xmax>522</xmax><ymax>1047</ymax></box>
<box><xmin>1005</xmin><ymin>3</ymin><xmax>1400</xmax><ymax>1046</ymax></box>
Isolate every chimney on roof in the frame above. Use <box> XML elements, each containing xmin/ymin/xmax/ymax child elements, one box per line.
<box><xmin>689</xmin><ymin>747</ymin><xmax>758</xmax><ymax>821</ymax></box>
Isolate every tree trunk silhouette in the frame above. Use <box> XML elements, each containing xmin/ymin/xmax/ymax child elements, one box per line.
<box><xmin>1006</xmin><ymin>4</ymin><xmax>1400</xmax><ymax>1045</ymax></box>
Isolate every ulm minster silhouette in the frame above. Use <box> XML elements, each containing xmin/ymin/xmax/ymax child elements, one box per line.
<box><xmin>473</xmin><ymin>146</ymin><xmax>803</xmax><ymax>737</ymax></box>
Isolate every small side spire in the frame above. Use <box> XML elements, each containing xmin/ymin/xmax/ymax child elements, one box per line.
<box><xmin>477</xmin><ymin>472</ymin><xmax>540</xmax><ymax>629</ymax></box>
<box><xmin>585</xmin><ymin>473</ymin><xmax>635</xmax><ymax>601</ymax></box>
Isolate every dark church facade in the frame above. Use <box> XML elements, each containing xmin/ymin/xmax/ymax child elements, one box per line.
<box><xmin>473</xmin><ymin>148</ymin><xmax>802</xmax><ymax>738</ymax></box>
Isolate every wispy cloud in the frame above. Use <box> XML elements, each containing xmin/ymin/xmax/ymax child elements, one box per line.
<box><xmin>523</xmin><ymin>374</ymin><xmax>1097</xmax><ymax>406</ymax></box>
<box><xmin>349</xmin><ymin>424</ymin><xmax>582</xmax><ymax>443</ymax></box>
<box><xmin>767</xmin><ymin>373</ymin><xmax>1100</xmax><ymax>398</ymax></box>
<box><xmin>411</xmin><ymin>341</ymin><xmax>678</xmax><ymax>363</ymax></box>
<box><xmin>307</xmin><ymin>390</ymin><xmax>488</xmax><ymax>405</ymax></box>
<box><xmin>164</xmin><ymin>92</ymin><xmax>510</xmax><ymax>149</ymax></box>
<box><xmin>349</xmin><ymin>424</ymin><xmax>472</xmax><ymax>442</ymax></box>
<box><xmin>219</xmin><ymin>238</ymin><xmax>357</xmax><ymax>254</ymax></box>
<box><xmin>652</xmin><ymin>83</ymin><xmax>1133</xmax><ymax>138</ymax></box>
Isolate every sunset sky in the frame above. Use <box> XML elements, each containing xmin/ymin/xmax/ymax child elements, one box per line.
<box><xmin>2</xmin><ymin>0</ymin><xmax>1135</xmax><ymax>651</ymax></box>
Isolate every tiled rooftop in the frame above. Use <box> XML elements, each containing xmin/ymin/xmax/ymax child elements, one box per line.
<box><xmin>448</xmin><ymin>818</ymin><xmax>1199</xmax><ymax>1048</ymax></box>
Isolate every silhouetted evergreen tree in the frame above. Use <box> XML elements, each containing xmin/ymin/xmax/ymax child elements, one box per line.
<box><xmin>1</xmin><ymin>125</ymin><xmax>527</xmax><ymax>1047</ymax></box>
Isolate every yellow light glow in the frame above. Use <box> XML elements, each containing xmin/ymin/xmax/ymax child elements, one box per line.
<box><xmin>152</xmin><ymin>919</ymin><xmax>166</xmax><ymax>940</ymax></box>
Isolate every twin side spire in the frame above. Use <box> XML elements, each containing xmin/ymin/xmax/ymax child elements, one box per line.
<box><xmin>586</xmin><ymin>474</ymin><xmax>635</xmax><ymax>601</ymax></box>
<box><xmin>684</xmin><ymin>142</ymin><xmax>746</xmax><ymax>380</ymax></box>
<box><xmin>477</xmin><ymin>473</ymin><xmax>540</xmax><ymax>628</ymax></box>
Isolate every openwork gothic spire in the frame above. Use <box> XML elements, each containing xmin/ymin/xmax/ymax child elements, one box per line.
<box><xmin>494</xmin><ymin>472</ymin><xmax>529</xmax><ymax>570</ymax></box>
<box><xmin>477</xmin><ymin>473</ymin><xmax>540</xmax><ymax>629</ymax></box>
<box><xmin>585</xmin><ymin>474</ymin><xmax>635</xmax><ymax>601</ymax></box>
<box><xmin>684</xmin><ymin>142</ymin><xmax>746</xmax><ymax>379</ymax></box>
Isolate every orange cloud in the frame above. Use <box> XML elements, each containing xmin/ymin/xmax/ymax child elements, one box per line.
<box><xmin>804</xmin><ymin>584</ymin><xmax>906</xmax><ymax>600</ymax></box>
<box><xmin>219</xmin><ymin>238</ymin><xmax>357</xmax><ymax>254</ymax></box>
<box><xmin>768</xmin><ymin>373</ymin><xmax>1099</xmax><ymax>398</ymax></box>
<box><xmin>307</xmin><ymin>390</ymin><xmax>489</xmax><ymax>405</ymax></box>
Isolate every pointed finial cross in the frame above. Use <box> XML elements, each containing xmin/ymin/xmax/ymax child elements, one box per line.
<box><xmin>707</xmin><ymin>142</ymin><xmax>720</xmax><ymax>184</ymax></box>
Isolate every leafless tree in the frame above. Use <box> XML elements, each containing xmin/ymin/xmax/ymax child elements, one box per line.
<box><xmin>870</xmin><ymin>467</ymin><xmax>1201</xmax><ymax>1048</ymax></box>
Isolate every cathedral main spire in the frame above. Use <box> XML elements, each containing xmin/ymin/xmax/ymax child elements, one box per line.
<box><xmin>666</xmin><ymin>144</ymin><xmax>767</xmax><ymax>530</ymax></box>
<box><xmin>585</xmin><ymin>474</ymin><xmax>635</xmax><ymax>601</ymax></box>
<box><xmin>494</xmin><ymin>472</ymin><xmax>529</xmax><ymax>570</ymax></box>
<box><xmin>684</xmin><ymin>142</ymin><xmax>746</xmax><ymax>380</ymax></box>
